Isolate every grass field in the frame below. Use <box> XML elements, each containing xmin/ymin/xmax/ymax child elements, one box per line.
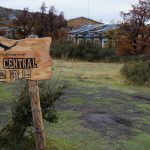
<box><xmin>0</xmin><ymin>59</ymin><xmax>150</xmax><ymax>150</ymax></box>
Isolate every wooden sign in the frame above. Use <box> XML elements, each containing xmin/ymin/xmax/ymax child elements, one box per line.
<box><xmin>0</xmin><ymin>37</ymin><xmax>52</xmax><ymax>82</ymax></box>
<box><xmin>0</xmin><ymin>36</ymin><xmax>53</xmax><ymax>150</ymax></box>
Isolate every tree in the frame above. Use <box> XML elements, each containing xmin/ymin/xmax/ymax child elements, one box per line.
<box><xmin>117</xmin><ymin>0</ymin><xmax>150</xmax><ymax>55</ymax></box>
<box><xmin>9</xmin><ymin>3</ymin><xmax>67</xmax><ymax>39</ymax></box>
<box><xmin>104</xmin><ymin>29</ymin><xmax>118</xmax><ymax>49</ymax></box>
<box><xmin>10</xmin><ymin>8</ymin><xmax>34</xmax><ymax>39</ymax></box>
<box><xmin>39</xmin><ymin>2</ymin><xmax>49</xmax><ymax>36</ymax></box>
<box><xmin>47</xmin><ymin>7</ymin><xmax>67</xmax><ymax>38</ymax></box>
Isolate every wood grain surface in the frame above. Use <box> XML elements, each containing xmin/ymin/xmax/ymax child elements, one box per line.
<box><xmin>0</xmin><ymin>37</ymin><xmax>52</xmax><ymax>82</ymax></box>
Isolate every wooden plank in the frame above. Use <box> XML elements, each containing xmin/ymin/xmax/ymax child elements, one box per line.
<box><xmin>0</xmin><ymin>37</ymin><xmax>52</xmax><ymax>82</ymax></box>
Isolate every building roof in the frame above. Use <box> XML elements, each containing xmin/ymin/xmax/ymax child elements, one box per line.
<box><xmin>69</xmin><ymin>24</ymin><xmax>118</xmax><ymax>35</ymax></box>
<box><xmin>68</xmin><ymin>23</ymin><xmax>119</xmax><ymax>39</ymax></box>
<box><xmin>68</xmin><ymin>16</ymin><xmax>102</xmax><ymax>24</ymax></box>
<box><xmin>69</xmin><ymin>24</ymin><xmax>102</xmax><ymax>34</ymax></box>
<box><xmin>84</xmin><ymin>33</ymin><xmax>94</xmax><ymax>38</ymax></box>
<box><xmin>94</xmin><ymin>24</ymin><xmax>118</xmax><ymax>33</ymax></box>
<box><xmin>0</xmin><ymin>27</ymin><xmax>9</xmax><ymax>31</ymax></box>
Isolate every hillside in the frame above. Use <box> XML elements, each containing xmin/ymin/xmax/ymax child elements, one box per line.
<box><xmin>0</xmin><ymin>6</ymin><xmax>22</xmax><ymax>26</ymax></box>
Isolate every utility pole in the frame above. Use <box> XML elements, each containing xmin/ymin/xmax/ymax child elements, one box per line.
<box><xmin>88</xmin><ymin>0</ymin><xmax>90</xmax><ymax>25</ymax></box>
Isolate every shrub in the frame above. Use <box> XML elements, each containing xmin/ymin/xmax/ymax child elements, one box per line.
<box><xmin>51</xmin><ymin>39</ymin><xmax>150</xmax><ymax>62</ymax></box>
<box><xmin>70</xmin><ymin>41</ymin><xmax>102</xmax><ymax>61</ymax></box>
<box><xmin>51</xmin><ymin>39</ymin><xmax>76</xmax><ymax>59</ymax></box>
<box><xmin>121</xmin><ymin>60</ymin><xmax>150</xmax><ymax>85</ymax></box>
<box><xmin>51</xmin><ymin>40</ymin><xmax>117</xmax><ymax>62</ymax></box>
<box><xmin>0</xmin><ymin>80</ymin><xmax>69</xmax><ymax>150</ymax></box>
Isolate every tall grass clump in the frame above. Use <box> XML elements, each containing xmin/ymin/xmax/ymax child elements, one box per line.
<box><xmin>121</xmin><ymin>60</ymin><xmax>150</xmax><ymax>85</ymax></box>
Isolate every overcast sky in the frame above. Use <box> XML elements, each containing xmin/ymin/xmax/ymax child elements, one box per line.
<box><xmin>0</xmin><ymin>0</ymin><xmax>139</xmax><ymax>23</ymax></box>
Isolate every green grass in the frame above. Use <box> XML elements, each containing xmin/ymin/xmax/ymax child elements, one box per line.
<box><xmin>68</xmin><ymin>97</ymin><xmax>84</xmax><ymax>106</ymax></box>
<box><xmin>124</xmin><ymin>134</ymin><xmax>150</xmax><ymax>150</ymax></box>
<box><xmin>143</xmin><ymin>116</ymin><xmax>150</xmax><ymax>125</ymax></box>
<box><xmin>45</xmin><ymin>110</ymin><xmax>124</xmax><ymax>150</ymax></box>
<box><xmin>46</xmin><ymin>109</ymin><xmax>149</xmax><ymax>150</ymax></box>
<box><xmin>92</xmin><ymin>98</ymin><xmax>115</xmax><ymax>106</ymax></box>
<box><xmin>49</xmin><ymin>59</ymin><xmax>150</xmax><ymax>150</ymax></box>
<box><xmin>46</xmin><ymin>137</ymin><xmax>76</xmax><ymax>150</ymax></box>
<box><xmin>0</xmin><ymin>85</ymin><xmax>12</xmax><ymax>102</ymax></box>
<box><xmin>1</xmin><ymin>59</ymin><xmax>150</xmax><ymax>150</ymax></box>
<box><xmin>136</xmin><ymin>103</ymin><xmax>150</xmax><ymax>113</ymax></box>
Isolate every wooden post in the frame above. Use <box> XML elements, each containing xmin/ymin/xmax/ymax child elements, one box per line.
<box><xmin>29</xmin><ymin>80</ymin><xmax>45</xmax><ymax>150</ymax></box>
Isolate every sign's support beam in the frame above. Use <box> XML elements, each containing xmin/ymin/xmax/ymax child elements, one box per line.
<box><xmin>29</xmin><ymin>80</ymin><xmax>45</xmax><ymax>150</ymax></box>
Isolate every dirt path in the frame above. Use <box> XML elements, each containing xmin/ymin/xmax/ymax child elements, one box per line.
<box><xmin>56</xmin><ymin>86</ymin><xmax>150</xmax><ymax>139</ymax></box>
<box><xmin>1</xmin><ymin>83</ymin><xmax>150</xmax><ymax>141</ymax></box>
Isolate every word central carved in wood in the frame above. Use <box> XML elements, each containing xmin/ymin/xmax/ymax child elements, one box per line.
<box><xmin>0</xmin><ymin>37</ymin><xmax>52</xmax><ymax>82</ymax></box>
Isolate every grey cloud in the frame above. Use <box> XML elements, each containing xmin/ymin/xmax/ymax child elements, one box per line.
<box><xmin>0</xmin><ymin>0</ymin><xmax>139</xmax><ymax>23</ymax></box>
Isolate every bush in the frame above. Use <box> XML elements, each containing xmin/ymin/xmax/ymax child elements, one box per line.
<box><xmin>51</xmin><ymin>39</ymin><xmax>76</xmax><ymax>59</ymax></box>
<box><xmin>0</xmin><ymin>80</ymin><xmax>69</xmax><ymax>150</ymax></box>
<box><xmin>51</xmin><ymin>40</ymin><xmax>117</xmax><ymax>62</ymax></box>
<box><xmin>70</xmin><ymin>41</ymin><xmax>102</xmax><ymax>61</ymax></box>
<box><xmin>51</xmin><ymin>39</ymin><xmax>150</xmax><ymax>62</ymax></box>
<box><xmin>121</xmin><ymin>60</ymin><xmax>150</xmax><ymax>85</ymax></box>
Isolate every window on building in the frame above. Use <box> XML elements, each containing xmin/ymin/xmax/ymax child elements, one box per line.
<box><xmin>86</xmin><ymin>39</ymin><xmax>91</xmax><ymax>43</ymax></box>
<box><xmin>94</xmin><ymin>39</ymin><xmax>99</xmax><ymax>44</ymax></box>
<box><xmin>79</xmin><ymin>39</ymin><xmax>83</xmax><ymax>43</ymax></box>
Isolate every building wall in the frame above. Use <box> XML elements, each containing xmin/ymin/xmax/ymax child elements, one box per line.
<box><xmin>94</xmin><ymin>38</ymin><xmax>101</xmax><ymax>45</ymax></box>
<box><xmin>102</xmin><ymin>38</ymin><xmax>108</xmax><ymax>48</ymax></box>
<box><xmin>68</xmin><ymin>17</ymin><xmax>101</xmax><ymax>29</ymax></box>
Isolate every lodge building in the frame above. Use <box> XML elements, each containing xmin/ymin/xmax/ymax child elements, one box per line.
<box><xmin>67</xmin><ymin>17</ymin><xmax>102</xmax><ymax>29</ymax></box>
<box><xmin>68</xmin><ymin>23</ymin><xmax>118</xmax><ymax>48</ymax></box>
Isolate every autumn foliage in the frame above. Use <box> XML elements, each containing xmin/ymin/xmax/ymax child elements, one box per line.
<box><xmin>9</xmin><ymin>3</ymin><xmax>67</xmax><ymax>39</ymax></box>
<box><xmin>117</xmin><ymin>0</ymin><xmax>150</xmax><ymax>55</ymax></box>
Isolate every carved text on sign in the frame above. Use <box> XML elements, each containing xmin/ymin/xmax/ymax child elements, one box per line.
<box><xmin>3</xmin><ymin>58</ymin><xmax>37</xmax><ymax>69</ymax></box>
<box><xmin>0</xmin><ymin>37</ymin><xmax>52</xmax><ymax>82</ymax></box>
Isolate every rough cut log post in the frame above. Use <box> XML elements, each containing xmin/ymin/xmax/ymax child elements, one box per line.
<box><xmin>28</xmin><ymin>35</ymin><xmax>46</xmax><ymax>150</ymax></box>
<box><xmin>29</xmin><ymin>80</ymin><xmax>45</xmax><ymax>150</ymax></box>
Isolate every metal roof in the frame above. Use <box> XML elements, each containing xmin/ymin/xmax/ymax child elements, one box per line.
<box><xmin>69</xmin><ymin>24</ymin><xmax>102</xmax><ymax>34</ymax></box>
<box><xmin>94</xmin><ymin>24</ymin><xmax>118</xmax><ymax>33</ymax></box>
<box><xmin>69</xmin><ymin>24</ymin><xmax>118</xmax><ymax>40</ymax></box>
<box><xmin>69</xmin><ymin>24</ymin><xmax>118</xmax><ymax>34</ymax></box>
<box><xmin>84</xmin><ymin>33</ymin><xmax>94</xmax><ymax>38</ymax></box>
<box><xmin>0</xmin><ymin>27</ymin><xmax>10</xmax><ymax>31</ymax></box>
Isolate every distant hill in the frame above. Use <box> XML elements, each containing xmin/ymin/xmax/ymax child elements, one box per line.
<box><xmin>0</xmin><ymin>6</ymin><xmax>22</xmax><ymax>26</ymax></box>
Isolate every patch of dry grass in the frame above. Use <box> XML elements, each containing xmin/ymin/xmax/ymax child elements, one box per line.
<box><xmin>53</xmin><ymin>59</ymin><xmax>123</xmax><ymax>82</ymax></box>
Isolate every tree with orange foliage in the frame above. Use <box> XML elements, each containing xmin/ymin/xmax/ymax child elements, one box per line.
<box><xmin>104</xmin><ymin>29</ymin><xmax>118</xmax><ymax>49</ymax></box>
<box><xmin>117</xmin><ymin>0</ymin><xmax>150</xmax><ymax>55</ymax></box>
